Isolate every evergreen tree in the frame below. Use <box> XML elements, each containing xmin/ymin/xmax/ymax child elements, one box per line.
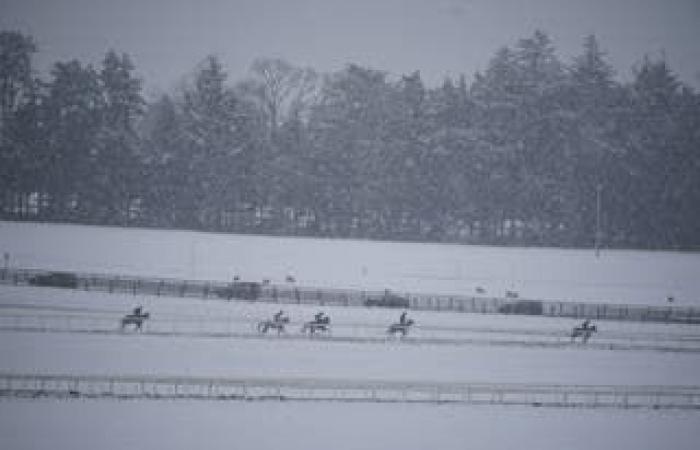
<box><xmin>42</xmin><ymin>60</ymin><xmax>103</xmax><ymax>220</ymax></box>
<box><xmin>92</xmin><ymin>50</ymin><xmax>145</xmax><ymax>223</ymax></box>
<box><xmin>140</xmin><ymin>94</ymin><xmax>187</xmax><ymax>227</ymax></box>
<box><xmin>621</xmin><ymin>57</ymin><xmax>692</xmax><ymax>247</ymax></box>
<box><xmin>0</xmin><ymin>31</ymin><xmax>37</xmax><ymax>215</ymax></box>
<box><xmin>179</xmin><ymin>56</ymin><xmax>259</xmax><ymax>229</ymax></box>
<box><xmin>308</xmin><ymin>64</ymin><xmax>398</xmax><ymax>235</ymax></box>
<box><xmin>2</xmin><ymin>28</ymin><xmax>698</xmax><ymax>249</ymax></box>
<box><xmin>0</xmin><ymin>31</ymin><xmax>36</xmax><ymax>137</ymax></box>
<box><xmin>564</xmin><ymin>34</ymin><xmax>622</xmax><ymax>246</ymax></box>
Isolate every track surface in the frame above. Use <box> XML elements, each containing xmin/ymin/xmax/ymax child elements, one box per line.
<box><xmin>2</xmin><ymin>294</ymin><xmax>700</xmax><ymax>353</ymax></box>
<box><xmin>2</xmin><ymin>285</ymin><xmax>700</xmax><ymax>409</ymax></box>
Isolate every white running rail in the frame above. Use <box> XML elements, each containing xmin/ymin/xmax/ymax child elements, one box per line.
<box><xmin>1</xmin><ymin>372</ymin><xmax>698</xmax><ymax>410</ymax></box>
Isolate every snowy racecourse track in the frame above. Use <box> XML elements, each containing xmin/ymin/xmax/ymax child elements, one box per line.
<box><xmin>1</xmin><ymin>285</ymin><xmax>699</xmax><ymax>384</ymax></box>
<box><xmin>1</xmin><ymin>221</ymin><xmax>700</xmax><ymax>449</ymax></box>
<box><xmin>1</xmin><ymin>287</ymin><xmax>700</xmax><ymax>354</ymax></box>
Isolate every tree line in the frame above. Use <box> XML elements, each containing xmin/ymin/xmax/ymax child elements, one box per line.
<box><xmin>1</xmin><ymin>30</ymin><xmax>699</xmax><ymax>249</ymax></box>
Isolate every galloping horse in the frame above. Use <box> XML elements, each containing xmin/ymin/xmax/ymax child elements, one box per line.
<box><xmin>571</xmin><ymin>322</ymin><xmax>597</xmax><ymax>343</ymax></box>
<box><xmin>387</xmin><ymin>319</ymin><xmax>414</xmax><ymax>337</ymax></box>
<box><xmin>120</xmin><ymin>312</ymin><xmax>150</xmax><ymax>331</ymax></box>
<box><xmin>301</xmin><ymin>316</ymin><xmax>330</xmax><ymax>335</ymax></box>
<box><xmin>257</xmin><ymin>317</ymin><xmax>290</xmax><ymax>334</ymax></box>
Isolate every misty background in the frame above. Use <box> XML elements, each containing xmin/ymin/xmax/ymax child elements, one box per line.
<box><xmin>4</xmin><ymin>0</ymin><xmax>700</xmax><ymax>93</ymax></box>
<box><xmin>1</xmin><ymin>0</ymin><xmax>699</xmax><ymax>249</ymax></box>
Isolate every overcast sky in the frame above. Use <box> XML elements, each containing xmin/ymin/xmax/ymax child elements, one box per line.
<box><xmin>2</xmin><ymin>0</ymin><xmax>699</xmax><ymax>97</ymax></box>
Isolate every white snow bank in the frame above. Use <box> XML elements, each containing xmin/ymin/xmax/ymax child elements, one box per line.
<box><xmin>1</xmin><ymin>221</ymin><xmax>698</xmax><ymax>305</ymax></box>
<box><xmin>1</xmin><ymin>398</ymin><xmax>698</xmax><ymax>450</ymax></box>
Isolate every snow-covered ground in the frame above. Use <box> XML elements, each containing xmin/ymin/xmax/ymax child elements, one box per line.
<box><xmin>1</xmin><ymin>221</ymin><xmax>699</xmax><ymax>305</ymax></box>
<box><xmin>3</xmin><ymin>327</ymin><xmax>700</xmax><ymax>386</ymax></box>
<box><xmin>1</xmin><ymin>221</ymin><xmax>699</xmax><ymax>449</ymax></box>
<box><xmin>2</xmin><ymin>398</ymin><xmax>698</xmax><ymax>450</ymax></box>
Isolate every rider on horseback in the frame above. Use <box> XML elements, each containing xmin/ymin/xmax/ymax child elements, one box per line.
<box><xmin>273</xmin><ymin>309</ymin><xmax>287</xmax><ymax>323</ymax></box>
<box><xmin>388</xmin><ymin>311</ymin><xmax>413</xmax><ymax>336</ymax></box>
<box><xmin>121</xmin><ymin>306</ymin><xmax>149</xmax><ymax>331</ymax></box>
<box><xmin>314</xmin><ymin>311</ymin><xmax>329</xmax><ymax>324</ymax></box>
<box><xmin>571</xmin><ymin>318</ymin><xmax>597</xmax><ymax>343</ymax></box>
<box><xmin>300</xmin><ymin>311</ymin><xmax>330</xmax><ymax>334</ymax></box>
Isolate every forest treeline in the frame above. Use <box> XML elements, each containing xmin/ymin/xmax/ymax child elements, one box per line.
<box><xmin>1</xmin><ymin>30</ymin><xmax>699</xmax><ymax>249</ymax></box>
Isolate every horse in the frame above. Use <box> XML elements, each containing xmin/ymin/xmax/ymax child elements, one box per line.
<box><xmin>571</xmin><ymin>323</ymin><xmax>597</xmax><ymax>343</ymax></box>
<box><xmin>120</xmin><ymin>312</ymin><xmax>150</xmax><ymax>331</ymax></box>
<box><xmin>257</xmin><ymin>317</ymin><xmax>289</xmax><ymax>334</ymax></box>
<box><xmin>301</xmin><ymin>316</ymin><xmax>330</xmax><ymax>335</ymax></box>
<box><xmin>387</xmin><ymin>319</ymin><xmax>414</xmax><ymax>337</ymax></box>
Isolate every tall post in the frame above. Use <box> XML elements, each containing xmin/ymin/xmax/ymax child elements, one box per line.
<box><xmin>2</xmin><ymin>252</ymin><xmax>8</xmax><ymax>280</ymax></box>
<box><xmin>189</xmin><ymin>239</ymin><xmax>196</xmax><ymax>279</ymax></box>
<box><xmin>595</xmin><ymin>184</ymin><xmax>603</xmax><ymax>258</ymax></box>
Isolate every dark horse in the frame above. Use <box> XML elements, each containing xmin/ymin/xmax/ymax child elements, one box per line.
<box><xmin>387</xmin><ymin>319</ymin><xmax>414</xmax><ymax>337</ymax></box>
<box><xmin>257</xmin><ymin>317</ymin><xmax>290</xmax><ymax>334</ymax></box>
<box><xmin>571</xmin><ymin>322</ymin><xmax>597</xmax><ymax>343</ymax></box>
<box><xmin>301</xmin><ymin>316</ymin><xmax>330</xmax><ymax>335</ymax></box>
<box><xmin>120</xmin><ymin>312</ymin><xmax>150</xmax><ymax>331</ymax></box>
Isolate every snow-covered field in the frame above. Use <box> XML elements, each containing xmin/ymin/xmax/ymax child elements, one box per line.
<box><xmin>3</xmin><ymin>398</ymin><xmax>699</xmax><ymax>450</ymax></box>
<box><xmin>1</xmin><ymin>286</ymin><xmax>699</xmax><ymax>449</ymax></box>
<box><xmin>1</xmin><ymin>221</ymin><xmax>699</xmax><ymax>305</ymax></box>
<box><xmin>1</xmin><ymin>221</ymin><xmax>699</xmax><ymax>449</ymax></box>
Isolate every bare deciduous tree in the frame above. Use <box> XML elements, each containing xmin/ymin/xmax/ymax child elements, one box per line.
<box><xmin>237</xmin><ymin>58</ymin><xmax>319</xmax><ymax>137</ymax></box>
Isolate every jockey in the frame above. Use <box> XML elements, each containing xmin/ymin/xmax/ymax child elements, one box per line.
<box><xmin>399</xmin><ymin>311</ymin><xmax>408</xmax><ymax>325</ymax></box>
<box><xmin>582</xmin><ymin>319</ymin><xmax>591</xmax><ymax>329</ymax></box>
<box><xmin>133</xmin><ymin>306</ymin><xmax>143</xmax><ymax>316</ymax></box>
<box><xmin>314</xmin><ymin>311</ymin><xmax>328</xmax><ymax>324</ymax></box>
<box><xmin>273</xmin><ymin>309</ymin><xmax>286</xmax><ymax>323</ymax></box>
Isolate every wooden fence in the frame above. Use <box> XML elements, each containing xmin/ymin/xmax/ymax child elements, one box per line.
<box><xmin>2</xmin><ymin>267</ymin><xmax>698</xmax><ymax>324</ymax></box>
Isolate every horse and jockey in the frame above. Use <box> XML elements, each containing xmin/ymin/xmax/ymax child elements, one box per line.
<box><xmin>257</xmin><ymin>309</ymin><xmax>290</xmax><ymax>334</ymax></box>
<box><xmin>571</xmin><ymin>319</ymin><xmax>597</xmax><ymax>343</ymax></box>
<box><xmin>120</xmin><ymin>306</ymin><xmax>150</xmax><ymax>331</ymax></box>
<box><xmin>301</xmin><ymin>311</ymin><xmax>331</xmax><ymax>334</ymax></box>
<box><xmin>387</xmin><ymin>311</ymin><xmax>414</xmax><ymax>337</ymax></box>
